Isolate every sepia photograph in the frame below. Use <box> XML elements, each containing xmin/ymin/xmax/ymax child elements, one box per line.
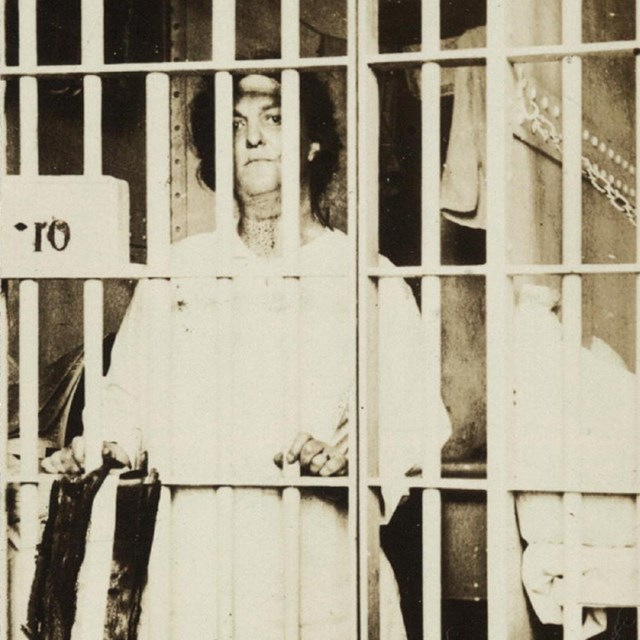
<box><xmin>0</xmin><ymin>0</ymin><xmax>638</xmax><ymax>638</ymax></box>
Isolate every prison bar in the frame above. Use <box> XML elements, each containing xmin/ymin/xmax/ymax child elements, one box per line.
<box><xmin>346</xmin><ymin>0</ymin><xmax>359</xmax><ymax>635</ymax></box>
<box><xmin>0</xmin><ymin>67</ymin><xmax>8</xmax><ymax>640</ymax></box>
<box><xmin>142</xmin><ymin>71</ymin><xmax>173</xmax><ymax>639</ymax></box>
<box><xmin>82</xmin><ymin>68</ymin><xmax>104</xmax><ymax>473</ymax></box>
<box><xmin>636</xmin><ymin>5</ymin><xmax>640</xmax><ymax>636</ymax></box>
<box><xmin>484</xmin><ymin>0</ymin><xmax>512</xmax><ymax>637</ymax></box>
<box><xmin>560</xmin><ymin>0</ymin><xmax>585</xmax><ymax>636</ymax></box>
<box><xmin>15</xmin><ymin>8</ymin><xmax>40</xmax><ymax>628</ymax></box>
<box><xmin>213</xmin><ymin>63</ymin><xmax>235</xmax><ymax>639</ymax></box>
<box><xmin>280</xmin><ymin>32</ymin><xmax>303</xmax><ymax>634</ymax></box>
<box><xmin>212</xmin><ymin>0</ymin><xmax>235</xmax><ymax>63</ymax></box>
<box><xmin>420</xmin><ymin>0</ymin><xmax>443</xmax><ymax>634</ymax></box>
<box><xmin>16</xmin><ymin>281</ymin><xmax>38</xmax><ymax>639</ymax></box>
<box><xmin>0</xmin><ymin>290</ymin><xmax>8</xmax><ymax>640</ymax></box>
<box><xmin>357</xmin><ymin>0</ymin><xmax>380</xmax><ymax>635</ymax></box>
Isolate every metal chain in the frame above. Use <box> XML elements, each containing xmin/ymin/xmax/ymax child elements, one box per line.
<box><xmin>516</xmin><ymin>78</ymin><xmax>637</xmax><ymax>227</ymax></box>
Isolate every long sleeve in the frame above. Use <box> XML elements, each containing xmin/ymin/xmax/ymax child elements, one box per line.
<box><xmin>94</xmin><ymin>281</ymin><xmax>150</xmax><ymax>467</ymax></box>
<box><xmin>378</xmin><ymin>271</ymin><xmax>452</xmax><ymax>520</ymax></box>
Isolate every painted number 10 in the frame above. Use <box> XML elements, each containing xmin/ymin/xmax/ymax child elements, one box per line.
<box><xmin>15</xmin><ymin>219</ymin><xmax>71</xmax><ymax>252</ymax></box>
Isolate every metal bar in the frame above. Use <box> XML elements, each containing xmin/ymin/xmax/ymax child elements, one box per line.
<box><xmin>19</xmin><ymin>76</ymin><xmax>38</xmax><ymax>175</ymax></box>
<box><xmin>421</xmin><ymin>275</ymin><xmax>442</xmax><ymax>640</ymax></box>
<box><xmin>18</xmin><ymin>281</ymin><xmax>38</xmax><ymax>479</ymax></box>
<box><xmin>419</xmin><ymin>63</ymin><xmax>443</xmax><ymax>640</ymax></box>
<box><xmin>214</xmin><ymin>70</ymin><xmax>235</xmax><ymax>640</ymax></box>
<box><xmin>635</xmin><ymin>8</ymin><xmax>640</xmax><ymax>634</ymax></box>
<box><xmin>422</xmin><ymin>490</ymin><xmax>441</xmax><ymax>639</ymax></box>
<box><xmin>145</xmin><ymin>278</ymin><xmax>172</xmax><ymax>639</ymax></box>
<box><xmin>358</xmin><ymin>0</ymin><xmax>380</xmax><ymax>635</ymax></box>
<box><xmin>83</xmin><ymin>75</ymin><xmax>102</xmax><ymax>176</ymax></box>
<box><xmin>1</xmin><ymin>57</ymin><xmax>350</xmax><ymax>77</ymax></box>
<box><xmin>562</xmin><ymin>0</ymin><xmax>583</xmax><ymax>46</ymax></box>
<box><xmin>485</xmin><ymin>1</ymin><xmax>511</xmax><ymax>637</ymax></box>
<box><xmin>18</xmin><ymin>0</ymin><xmax>37</xmax><ymax>68</ymax></box>
<box><xmin>17</xmin><ymin>280</ymin><xmax>39</xmax><ymax>633</ymax></box>
<box><xmin>562</xmin><ymin>57</ymin><xmax>583</xmax><ymax>264</ymax></box>
<box><xmin>281</xmin><ymin>0</ymin><xmax>300</xmax><ymax>62</ymax></box>
<box><xmin>561</xmin><ymin>275</ymin><xmax>583</xmax><ymax>638</ymax></box>
<box><xmin>146</xmin><ymin>73</ymin><xmax>171</xmax><ymax>271</ymax></box>
<box><xmin>10</xmin><ymin>260</ymin><xmax>640</xmax><ymax>281</ymax></box>
<box><xmin>281</xmin><ymin>70</ymin><xmax>301</xmax><ymax>260</ymax></box>
<box><xmin>346</xmin><ymin>0</ymin><xmax>358</xmax><ymax>635</ymax></box>
<box><xmin>421</xmin><ymin>63</ymin><xmax>441</xmax><ymax>267</ymax></box>
<box><xmin>367</xmin><ymin>263</ymin><xmax>640</xmax><ymax>279</ymax></box>
<box><xmin>421</xmin><ymin>0</ymin><xmax>440</xmax><ymax>54</ymax></box>
<box><xmin>0</xmin><ymin>290</ymin><xmax>9</xmax><ymax>640</ymax></box>
<box><xmin>82</xmin><ymin>280</ymin><xmax>103</xmax><ymax>472</ymax></box>
<box><xmin>280</xmin><ymin>67</ymin><xmax>302</xmax><ymax>640</ymax></box>
<box><xmin>81</xmin><ymin>0</ymin><xmax>104</xmax><ymax>67</ymax></box>
<box><xmin>81</xmin><ymin>71</ymin><xmax>104</xmax><ymax>474</ymax></box>
<box><xmin>561</xmin><ymin>2</ymin><xmax>584</xmax><ymax>633</ymax></box>
<box><xmin>212</xmin><ymin>0</ymin><xmax>235</xmax><ymax>62</ymax></box>
<box><xmin>635</xmin><ymin>278</ymin><xmax>640</xmax><ymax>640</ymax></box>
<box><xmin>214</xmin><ymin>72</ymin><xmax>234</xmax><ymax>259</ymax></box>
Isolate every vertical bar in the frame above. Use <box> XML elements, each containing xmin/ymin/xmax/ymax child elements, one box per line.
<box><xmin>145</xmin><ymin>67</ymin><xmax>172</xmax><ymax>638</ymax></box>
<box><xmin>280</xmin><ymin>70</ymin><xmax>301</xmax><ymax>261</ymax></box>
<box><xmin>215</xmin><ymin>72</ymin><xmax>234</xmax><ymax>260</ymax></box>
<box><xmin>421</xmin><ymin>277</ymin><xmax>442</xmax><ymax>640</ymax></box>
<box><xmin>420</xmin><ymin>63</ymin><xmax>441</xmax><ymax>266</ymax></box>
<box><xmin>19</xmin><ymin>77</ymin><xmax>38</xmax><ymax>176</ymax></box>
<box><xmin>146</xmin><ymin>73</ymin><xmax>171</xmax><ymax>272</ymax></box>
<box><xmin>422</xmin><ymin>490</ymin><xmax>441</xmax><ymax>639</ymax></box>
<box><xmin>562</xmin><ymin>2</ymin><xmax>583</xmax><ymax>636</ymax></box>
<box><xmin>82</xmin><ymin>281</ymin><xmax>103</xmax><ymax>471</ymax></box>
<box><xmin>485</xmin><ymin>1</ymin><xmax>511</xmax><ymax>637</ymax></box>
<box><xmin>145</xmin><ymin>279</ymin><xmax>172</xmax><ymax>640</ymax></box>
<box><xmin>18</xmin><ymin>281</ymin><xmax>38</xmax><ymax>479</ymax></box>
<box><xmin>636</xmin><ymin>7</ymin><xmax>640</xmax><ymax>635</ymax></box>
<box><xmin>280</xmin><ymin>66</ymin><xmax>301</xmax><ymax>640</ymax></box>
<box><xmin>212</xmin><ymin>0</ymin><xmax>235</xmax><ymax>62</ymax></box>
<box><xmin>562</xmin><ymin>0</ymin><xmax>583</xmax><ymax>47</ymax></box>
<box><xmin>81</xmin><ymin>0</ymin><xmax>104</xmax><ymax>67</ymax></box>
<box><xmin>18</xmin><ymin>0</ymin><xmax>37</xmax><ymax>68</ymax></box>
<box><xmin>281</xmin><ymin>0</ymin><xmax>300</xmax><ymax>61</ymax></box>
<box><xmin>83</xmin><ymin>75</ymin><xmax>102</xmax><ymax>176</ymax></box>
<box><xmin>358</xmin><ymin>0</ymin><xmax>380</xmax><ymax>636</ymax></box>
<box><xmin>421</xmin><ymin>0</ymin><xmax>440</xmax><ymax>54</ymax></box>
<box><xmin>0</xmin><ymin>290</ymin><xmax>9</xmax><ymax>640</ymax></box>
<box><xmin>561</xmin><ymin>275</ymin><xmax>583</xmax><ymax>638</ymax></box>
<box><xmin>0</xmin><ymin>80</ymin><xmax>6</xmax><ymax>180</ymax></box>
<box><xmin>17</xmin><ymin>280</ymin><xmax>38</xmax><ymax>631</ymax></box>
<box><xmin>346</xmin><ymin>0</ymin><xmax>358</xmax><ymax>636</ymax></box>
<box><xmin>420</xmin><ymin>41</ymin><xmax>443</xmax><ymax>634</ymax></box>
<box><xmin>214</xmin><ymin>70</ymin><xmax>234</xmax><ymax>640</ymax></box>
<box><xmin>562</xmin><ymin>56</ymin><xmax>583</xmax><ymax>264</ymax></box>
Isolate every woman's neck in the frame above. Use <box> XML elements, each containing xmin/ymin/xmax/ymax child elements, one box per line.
<box><xmin>237</xmin><ymin>189</ymin><xmax>325</xmax><ymax>257</ymax></box>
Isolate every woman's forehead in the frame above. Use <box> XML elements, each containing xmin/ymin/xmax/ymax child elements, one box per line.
<box><xmin>236</xmin><ymin>74</ymin><xmax>281</xmax><ymax>100</ymax></box>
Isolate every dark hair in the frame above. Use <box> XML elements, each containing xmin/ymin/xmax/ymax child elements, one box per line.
<box><xmin>190</xmin><ymin>72</ymin><xmax>341</xmax><ymax>227</ymax></box>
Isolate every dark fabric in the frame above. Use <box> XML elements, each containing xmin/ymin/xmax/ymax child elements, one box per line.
<box><xmin>24</xmin><ymin>467</ymin><xmax>110</xmax><ymax>640</ymax></box>
<box><xmin>23</xmin><ymin>468</ymin><xmax>161</xmax><ymax>640</ymax></box>
<box><xmin>103</xmin><ymin>472</ymin><xmax>161</xmax><ymax>640</ymax></box>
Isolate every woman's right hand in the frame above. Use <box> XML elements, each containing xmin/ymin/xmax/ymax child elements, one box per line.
<box><xmin>40</xmin><ymin>436</ymin><xmax>130</xmax><ymax>474</ymax></box>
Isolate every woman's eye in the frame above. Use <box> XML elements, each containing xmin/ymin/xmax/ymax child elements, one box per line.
<box><xmin>233</xmin><ymin>119</ymin><xmax>245</xmax><ymax>130</ymax></box>
<box><xmin>267</xmin><ymin>113</ymin><xmax>282</xmax><ymax>125</ymax></box>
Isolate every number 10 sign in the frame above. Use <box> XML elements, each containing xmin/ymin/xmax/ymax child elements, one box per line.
<box><xmin>0</xmin><ymin>176</ymin><xmax>130</xmax><ymax>278</ymax></box>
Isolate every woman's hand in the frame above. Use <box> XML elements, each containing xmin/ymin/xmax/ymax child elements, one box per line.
<box><xmin>274</xmin><ymin>431</ymin><xmax>348</xmax><ymax>476</ymax></box>
<box><xmin>40</xmin><ymin>436</ymin><xmax>130</xmax><ymax>474</ymax></box>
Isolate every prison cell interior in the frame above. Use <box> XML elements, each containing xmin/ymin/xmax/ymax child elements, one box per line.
<box><xmin>1</xmin><ymin>0</ymin><xmax>640</xmax><ymax>638</ymax></box>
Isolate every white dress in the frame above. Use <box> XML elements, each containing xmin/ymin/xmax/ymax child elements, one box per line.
<box><xmin>100</xmin><ymin>228</ymin><xmax>451</xmax><ymax>639</ymax></box>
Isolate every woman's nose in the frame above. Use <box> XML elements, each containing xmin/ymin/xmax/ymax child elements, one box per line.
<box><xmin>246</xmin><ymin>120</ymin><xmax>264</xmax><ymax>148</ymax></box>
